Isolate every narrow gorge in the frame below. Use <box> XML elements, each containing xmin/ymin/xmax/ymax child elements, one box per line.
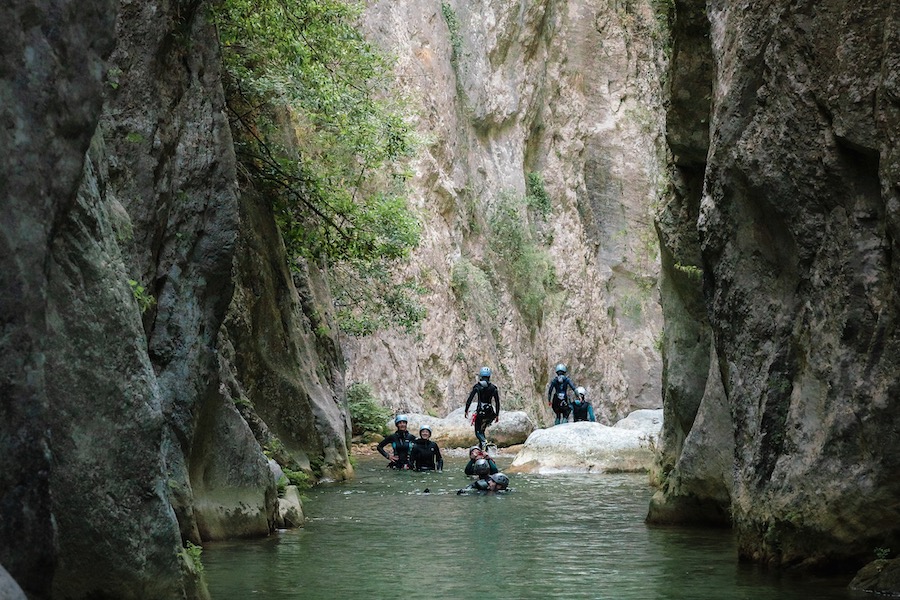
<box><xmin>1</xmin><ymin>0</ymin><xmax>898</xmax><ymax>598</ymax></box>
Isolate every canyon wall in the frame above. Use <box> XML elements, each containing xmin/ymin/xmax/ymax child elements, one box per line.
<box><xmin>653</xmin><ymin>0</ymin><xmax>900</xmax><ymax>572</ymax></box>
<box><xmin>0</xmin><ymin>1</ymin><xmax>349</xmax><ymax>597</ymax></box>
<box><xmin>348</xmin><ymin>0</ymin><xmax>670</xmax><ymax>425</ymax></box>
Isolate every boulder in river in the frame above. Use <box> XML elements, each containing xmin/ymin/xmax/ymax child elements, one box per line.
<box><xmin>508</xmin><ymin>409</ymin><xmax>663</xmax><ymax>473</ymax></box>
<box><xmin>390</xmin><ymin>408</ymin><xmax>535</xmax><ymax>448</ymax></box>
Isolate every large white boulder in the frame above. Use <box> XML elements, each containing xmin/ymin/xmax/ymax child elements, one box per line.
<box><xmin>509</xmin><ymin>409</ymin><xmax>663</xmax><ymax>473</ymax></box>
<box><xmin>389</xmin><ymin>408</ymin><xmax>535</xmax><ymax>448</ymax></box>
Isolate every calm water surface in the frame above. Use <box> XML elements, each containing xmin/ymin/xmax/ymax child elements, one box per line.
<box><xmin>204</xmin><ymin>456</ymin><xmax>863</xmax><ymax>599</ymax></box>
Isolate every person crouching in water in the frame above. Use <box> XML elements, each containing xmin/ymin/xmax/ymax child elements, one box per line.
<box><xmin>571</xmin><ymin>387</ymin><xmax>596</xmax><ymax>422</ymax></box>
<box><xmin>410</xmin><ymin>426</ymin><xmax>443</xmax><ymax>471</ymax></box>
<box><xmin>464</xmin><ymin>445</ymin><xmax>498</xmax><ymax>476</ymax></box>
<box><xmin>464</xmin><ymin>366</ymin><xmax>500</xmax><ymax>449</ymax></box>
<box><xmin>377</xmin><ymin>414</ymin><xmax>415</xmax><ymax>469</ymax></box>
<box><xmin>458</xmin><ymin>470</ymin><xmax>510</xmax><ymax>494</ymax></box>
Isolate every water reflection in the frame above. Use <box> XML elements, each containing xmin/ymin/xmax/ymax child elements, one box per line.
<box><xmin>204</xmin><ymin>457</ymin><xmax>858</xmax><ymax>599</ymax></box>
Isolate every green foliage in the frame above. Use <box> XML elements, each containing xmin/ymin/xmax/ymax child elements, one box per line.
<box><xmin>487</xmin><ymin>191</ymin><xmax>555</xmax><ymax>328</ymax></box>
<box><xmin>673</xmin><ymin>262</ymin><xmax>703</xmax><ymax>280</ymax></box>
<box><xmin>128</xmin><ymin>279</ymin><xmax>156</xmax><ymax>313</ymax></box>
<box><xmin>212</xmin><ymin>0</ymin><xmax>423</xmax><ymax>335</ymax></box>
<box><xmin>347</xmin><ymin>382</ymin><xmax>391</xmax><ymax>436</ymax></box>
<box><xmin>179</xmin><ymin>542</ymin><xmax>204</xmax><ymax>574</ymax></box>
<box><xmin>875</xmin><ymin>547</ymin><xmax>892</xmax><ymax>560</ymax></box>
<box><xmin>332</xmin><ymin>260</ymin><xmax>427</xmax><ymax>336</ymax></box>
<box><xmin>282</xmin><ymin>467</ymin><xmax>311</xmax><ymax>490</ymax></box>
<box><xmin>441</xmin><ymin>3</ymin><xmax>462</xmax><ymax>65</ymax></box>
<box><xmin>525</xmin><ymin>172</ymin><xmax>551</xmax><ymax>216</ymax></box>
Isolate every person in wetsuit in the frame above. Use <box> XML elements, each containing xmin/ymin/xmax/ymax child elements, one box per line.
<box><xmin>410</xmin><ymin>426</ymin><xmax>444</xmax><ymax>471</ymax></box>
<box><xmin>547</xmin><ymin>363</ymin><xmax>578</xmax><ymax>425</ymax></box>
<box><xmin>464</xmin><ymin>366</ymin><xmax>500</xmax><ymax>449</ymax></box>
<box><xmin>463</xmin><ymin>445</ymin><xmax>498</xmax><ymax>476</ymax></box>
<box><xmin>377</xmin><ymin>414</ymin><xmax>415</xmax><ymax>469</ymax></box>
<box><xmin>571</xmin><ymin>386</ymin><xmax>596</xmax><ymax>422</ymax></box>
<box><xmin>457</xmin><ymin>471</ymin><xmax>510</xmax><ymax>494</ymax></box>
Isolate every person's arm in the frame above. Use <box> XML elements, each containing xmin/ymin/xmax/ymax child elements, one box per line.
<box><xmin>588</xmin><ymin>404</ymin><xmax>595</xmax><ymax>422</ymax></box>
<box><xmin>464</xmin><ymin>386</ymin><xmax>477</xmax><ymax>416</ymax></box>
<box><xmin>376</xmin><ymin>434</ymin><xmax>393</xmax><ymax>459</ymax></box>
<box><xmin>488</xmin><ymin>457</ymin><xmax>499</xmax><ymax>474</ymax></box>
<box><xmin>492</xmin><ymin>386</ymin><xmax>500</xmax><ymax>422</ymax></box>
<box><xmin>547</xmin><ymin>381</ymin><xmax>554</xmax><ymax>405</ymax></box>
<box><xmin>457</xmin><ymin>482</ymin><xmax>476</xmax><ymax>495</ymax></box>
<box><xmin>435</xmin><ymin>443</ymin><xmax>443</xmax><ymax>471</ymax></box>
<box><xmin>567</xmin><ymin>378</ymin><xmax>579</xmax><ymax>396</ymax></box>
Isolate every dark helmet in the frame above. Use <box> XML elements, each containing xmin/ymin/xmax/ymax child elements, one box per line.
<box><xmin>555</xmin><ymin>363</ymin><xmax>567</xmax><ymax>375</ymax></box>
<box><xmin>474</xmin><ymin>458</ymin><xmax>490</xmax><ymax>476</ymax></box>
<box><xmin>419</xmin><ymin>426</ymin><xmax>432</xmax><ymax>435</ymax></box>
<box><xmin>479</xmin><ymin>366</ymin><xmax>492</xmax><ymax>378</ymax></box>
<box><xmin>490</xmin><ymin>472</ymin><xmax>510</xmax><ymax>488</ymax></box>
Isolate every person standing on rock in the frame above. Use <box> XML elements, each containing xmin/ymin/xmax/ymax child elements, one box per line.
<box><xmin>410</xmin><ymin>426</ymin><xmax>444</xmax><ymax>471</ymax></box>
<box><xmin>571</xmin><ymin>386</ymin><xmax>596</xmax><ymax>422</ymax></box>
<box><xmin>464</xmin><ymin>367</ymin><xmax>501</xmax><ymax>450</ymax></box>
<box><xmin>377</xmin><ymin>414</ymin><xmax>416</xmax><ymax>469</ymax></box>
<box><xmin>547</xmin><ymin>363</ymin><xmax>578</xmax><ymax>425</ymax></box>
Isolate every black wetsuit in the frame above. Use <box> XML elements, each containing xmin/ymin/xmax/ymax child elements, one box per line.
<box><xmin>465</xmin><ymin>379</ymin><xmax>500</xmax><ymax>447</ymax></box>
<box><xmin>572</xmin><ymin>400</ymin><xmax>596</xmax><ymax>422</ymax></box>
<box><xmin>410</xmin><ymin>438</ymin><xmax>444</xmax><ymax>471</ymax></box>
<box><xmin>456</xmin><ymin>477</ymin><xmax>491</xmax><ymax>494</ymax></box>
<box><xmin>377</xmin><ymin>430</ymin><xmax>416</xmax><ymax>469</ymax></box>
<box><xmin>547</xmin><ymin>375</ymin><xmax>578</xmax><ymax>424</ymax></box>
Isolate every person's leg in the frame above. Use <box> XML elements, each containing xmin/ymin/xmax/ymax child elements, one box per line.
<box><xmin>474</xmin><ymin>414</ymin><xmax>488</xmax><ymax>447</ymax></box>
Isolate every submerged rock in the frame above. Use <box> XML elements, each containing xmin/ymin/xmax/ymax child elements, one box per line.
<box><xmin>508</xmin><ymin>410</ymin><xmax>663</xmax><ymax>473</ymax></box>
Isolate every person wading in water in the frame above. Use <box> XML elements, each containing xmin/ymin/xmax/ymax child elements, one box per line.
<box><xmin>464</xmin><ymin>367</ymin><xmax>500</xmax><ymax>450</ymax></box>
<box><xmin>377</xmin><ymin>414</ymin><xmax>416</xmax><ymax>469</ymax></box>
<box><xmin>410</xmin><ymin>426</ymin><xmax>444</xmax><ymax>471</ymax></box>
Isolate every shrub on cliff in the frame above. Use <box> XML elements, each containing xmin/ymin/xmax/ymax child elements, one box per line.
<box><xmin>212</xmin><ymin>0</ymin><xmax>425</xmax><ymax>335</ymax></box>
<box><xmin>347</xmin><ymin>383</ymin><xmax>390</xmax><ymax>437</ymax></box>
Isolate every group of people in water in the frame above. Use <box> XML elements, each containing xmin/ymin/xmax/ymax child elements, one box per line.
<box><xmin>375</xmin><ymin>414</ymin><xmax>509</xmax><ymax>493</ymax></box>
<box><xmin>375</xmin><ymin>362</ymin><xmax>594</xmax><ymax>493</ymax></box>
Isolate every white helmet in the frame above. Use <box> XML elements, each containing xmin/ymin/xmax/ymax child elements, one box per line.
<box><xmin>576</xmin><ymin>386</ymin><xmax>586</xmax><ymax>396</ymax></box>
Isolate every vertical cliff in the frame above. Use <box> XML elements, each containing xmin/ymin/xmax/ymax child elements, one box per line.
<box><xmin>349</xmin><ymin>0</ymin><xmax>671</xmax><ymax>424</ymax></box>
<box><xmin>1</xmin><ymin>0</ymin><xmax>350</xmax><ymax>597</ymax></box>
<box><xmin>653</xmin><ymin>0</ymin><xmax>900</xmax><ymax>571</ymax></box>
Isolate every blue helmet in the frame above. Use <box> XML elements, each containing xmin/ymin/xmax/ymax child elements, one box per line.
<box><xmin>479</xmin><ymin>366</ymin><xmax>492</xmax><ymax>378</ymax></box>
<box><xmin>395</xmin><ymin>414</ymin><xmax>408</xmax><ymax>425</ymax></box>
<box><xmin>555</xmin><ymin>363</ymin><xmax>567</xmax><ymax>374</ymax></box>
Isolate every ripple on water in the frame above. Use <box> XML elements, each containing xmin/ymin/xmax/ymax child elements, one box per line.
<box><xmin>204</xmin><ymin>457</ymin><xmax>858</xmax><ymax>600</ymax></box>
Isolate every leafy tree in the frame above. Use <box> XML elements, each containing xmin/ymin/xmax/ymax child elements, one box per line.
<box><xmin>213</xmin><ymin>0</ymin><xmax>425</xmax><ymax>333</ymax></box>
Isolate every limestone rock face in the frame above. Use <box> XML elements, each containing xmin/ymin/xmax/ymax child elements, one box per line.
<box><xmin>849</xmin><ymin>558</ymin><xmax>900</xmax><ymax>597</ymax></box>
<box><xmin>1</xmin><ymin>0</ymin><xmax>349</xmax><ymax>596</ymax></box>
<box><xmin>348</xmin><ymin>0</ymin><xmax>669</xmax><ymax>426</ymax></box>
<box><xmin>686</xmin><ymin>0</ymin><xmax>900</xmax><ymax>567</ymax></box>
<box><xmin>648</xmin><ymin>0</ymin><xmax>733</xmax><ymax>525</ymax></box>
<box><xmin>222</xmin><ymin>195</ymin><xmax>352</xmax><ymax>481</ymax></box>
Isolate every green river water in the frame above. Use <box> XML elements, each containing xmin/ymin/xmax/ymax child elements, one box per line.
<box><xmin>204</xmin><ymin>455</ymin><xmax>864</xmax><ymax>599</ymax></box>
